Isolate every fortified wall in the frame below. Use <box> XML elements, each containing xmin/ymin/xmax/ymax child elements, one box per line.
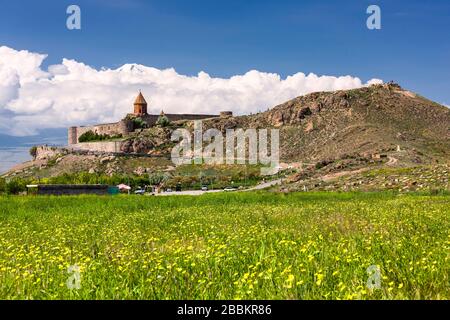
<box><xmin>68</xmin><ymin>114</ymin><xmax>220</xmax><ymax>145</ymax></box>
<box><xmin>137</xmin><ymin>113</ymin><xmax>219</xmax><ymax>127</ymax></box>
<box><xmin>69</xmin><ymin>141</ymin><xmax>125</xmax><ymax>153</ymax></box>
<box><xmin>68</xmin><ymin>120</ymin><xmax>132</xmax><ymax>145</ymax></box>
<box><xmin>68</xmin><ymin>91</ymin><xmax>232</xmax><ymax>146</ymax></box>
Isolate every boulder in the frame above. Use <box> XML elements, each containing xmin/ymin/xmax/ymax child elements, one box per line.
<box><xmin>100</xmin><ymin>156</ymin><xmax>115</xmax><ymax>164</ymax></box>
<box><xmin>296</xmin><ymin>107</ymin><xmax>312</xmax><ymax>120</ymax></box>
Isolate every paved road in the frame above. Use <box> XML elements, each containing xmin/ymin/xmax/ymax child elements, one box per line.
<box><xmin>154</xmin><ymin>179</ymin><xmax>282</xmax><ymax>196</ymax></box>
<box><xmin>155</xmin><ymin>189</ymin><xmax>222</xmax><ymax>196</ymax></box>
<box><xmin>242</xmin><ymin>179</ymin><xmax>282</xmax><ymax>191</ymax></box>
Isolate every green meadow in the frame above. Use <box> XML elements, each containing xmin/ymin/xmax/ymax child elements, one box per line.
<box><xmin>0</xmin><ymin>192</ymin><xmax>448</xmax><ymax>299</ymax></box>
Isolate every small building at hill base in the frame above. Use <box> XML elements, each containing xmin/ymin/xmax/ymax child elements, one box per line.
<box><xmin>27</xmin><ymin>184</ymin><xmax>111</xmax><ymax>196</ymax></box>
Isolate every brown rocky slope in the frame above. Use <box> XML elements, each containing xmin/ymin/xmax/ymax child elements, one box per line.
<box><xmin>3</xmin><ymin>82</ymin><xmax>449</xmax><ymax>184</ymax></box>
<box><xmin>201</xmin><ymin>82</ymin><xmax>450</xmax><ymax>165</ymax></box>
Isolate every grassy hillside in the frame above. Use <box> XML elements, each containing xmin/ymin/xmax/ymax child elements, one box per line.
<box><xmin>280</xmin><ymin>164</ymin><xmax>450</xmax><ymax>193</ymax></box>
<box><xmin>0</xmin><ymin>192</ymin><xmax>448</xmax><ymax>299</ymax></box>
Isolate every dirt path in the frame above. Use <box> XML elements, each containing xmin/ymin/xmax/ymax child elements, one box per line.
<box><xmin>320</xmin><ymin>156</ymin><xmax>398</xmax><ymax>182</ymax></box>
<box><xmin>320</xmin><ymin>168</ymin><xmax>368</xmax><ymax>182</ymax></box>
<box><xmin>386</xmin><ymin>156</ymin><xmax>398</xmax><ymax>166</ymax></box>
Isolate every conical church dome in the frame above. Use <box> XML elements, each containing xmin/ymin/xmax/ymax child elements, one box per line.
<box><xmin>134</xmin><ymin>91</ymin><xmax>147</xmax><ymax>105</ymax></box>
<box><xmin>133</xmin><ymin>91</ymin><xmax>148</xmax><ymax>115</ymax></box>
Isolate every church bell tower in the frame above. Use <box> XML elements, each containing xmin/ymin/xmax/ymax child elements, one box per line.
<box><xmin>133</xmin><ymin>91</ymin><xmax>148</xmax><ymax>115</ymax></box>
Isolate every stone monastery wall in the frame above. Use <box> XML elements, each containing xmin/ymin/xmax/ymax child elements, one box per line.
<box><xmin>70</xmin><ymin>141</ymin><xmax>125</xmax><ymax>153</ymax></box>
<box><xmin>68</xmin><ymin>120</ymin><xmax>132</xmax><ymax>145</ymax></box>
<box><xmin>67</xmin><ymin>91</ymin><xmax>231</xmax><ymax>147</ymax></box>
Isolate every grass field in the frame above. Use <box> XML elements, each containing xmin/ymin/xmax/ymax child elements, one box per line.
<box><xmin>0</xmin><ymin>192</ymin><xmax>448</xmax><ymax>299</ymax></box>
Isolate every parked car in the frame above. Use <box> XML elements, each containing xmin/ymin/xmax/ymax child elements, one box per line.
<box><xmin>224</xmin><ymin>187</ymin><xmax>237</xmax><ymax>192</ymax></box>
<box><xmin>165</xmin><ymin>188</ymin><xmax>173</xmax><ymax>193</ymax></box>
<box><xmin>201</xmin><ymin>185</ymin><xmax>208</xmax><ymax>191</ymax></box>
<box><xmin>134</xmin><ymin>189</ymin><xmax>145</xmax><ymax>195</ymax></box>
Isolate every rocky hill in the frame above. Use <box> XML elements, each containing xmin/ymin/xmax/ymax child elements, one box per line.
<box><xmin>201</xmin><ymin>82</ymin><xmax>450</xmax><ymax>165</ymax></box>
<box><xmin>3</xmin><ymin>83</ymin><xmax>450</xmax><ymax>191</ymax></box>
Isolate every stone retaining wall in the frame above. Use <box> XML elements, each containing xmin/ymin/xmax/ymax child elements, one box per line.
<box><xmin>70</xmin><ymin>141</ymin><xmax>125</xmax><ymax>153</ymax></box>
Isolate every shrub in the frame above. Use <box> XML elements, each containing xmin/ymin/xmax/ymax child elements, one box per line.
<box><xmin>156</xmin><ymin>115</ymin><xmax>170</xmax><ymax>127</ymax></box>
<box><xmin>5</xmin><ymin>179</ymin><xmax>27</xmax><ymax>195</ymax></box>
<box><xmin>78</xmin><ymin>131</ymin><xmax>121</xmax><ymax>143</ymax></box>
<box><xmin>149</xmin><ymin>172</ymin><xmax>170</xmax><ymax>186</ymax></box>
<box><xmin>79</xmin><ymin>131</ymin><xmax>100</xmax><ymax>142</ymax></box>
<box><xmin>132</xmin><ymin>117</ymin><xmax>147</xmax><ymax>129</ymax></box>
<box><xmin>0</xmin><ymin>178</ymin><xmax>6</xmax><ymax>194</ymax></box>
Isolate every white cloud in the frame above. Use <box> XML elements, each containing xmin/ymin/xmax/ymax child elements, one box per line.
<box><xmin>0</xmin><ymin>45</ymin><xmax>383</xmax><ymax>137</ymax></box>
<box><xmin>0</xmin><ymin>66</ymin><xmax>20</xmax><ymax>106</ymax></box>
<box><xmin>0</xmin><ymin>46</ymin><xmax>48</xmax><ymax>84</ymax></box>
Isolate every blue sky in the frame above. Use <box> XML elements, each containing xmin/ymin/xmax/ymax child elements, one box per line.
<box><xmin>1</xmin><ymin>0</ymin><xmax>449</xmax><ymax>105</ymax></box>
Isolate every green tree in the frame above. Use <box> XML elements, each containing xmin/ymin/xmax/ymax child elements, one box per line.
<box><xmin>29</xmin><ymin>146</ymin><xmax>38</xmax><ymax>159</ymax></box>
<box><xmin>0</xmin><ymin>177</ymin><xmax>6</xmax><ymax>194</ymax></box>
<box><xmin>149</xmin><ymin>172</ymin><xmax>169</xmax><ymax>186</ymax></box>
<box><xmin>132</xmin><ymin>117</ymin><xmax>146</xmax><ymax>129</ymax></box>
<box><xmin>6</xmin><ymin>179</ymin><xmax>27</xmax><ymax>195</ymax></box>
<box><xmin>78</xmin><ymin>131</ymin><xmax>119</xmax><ymax>143</ymax></box>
